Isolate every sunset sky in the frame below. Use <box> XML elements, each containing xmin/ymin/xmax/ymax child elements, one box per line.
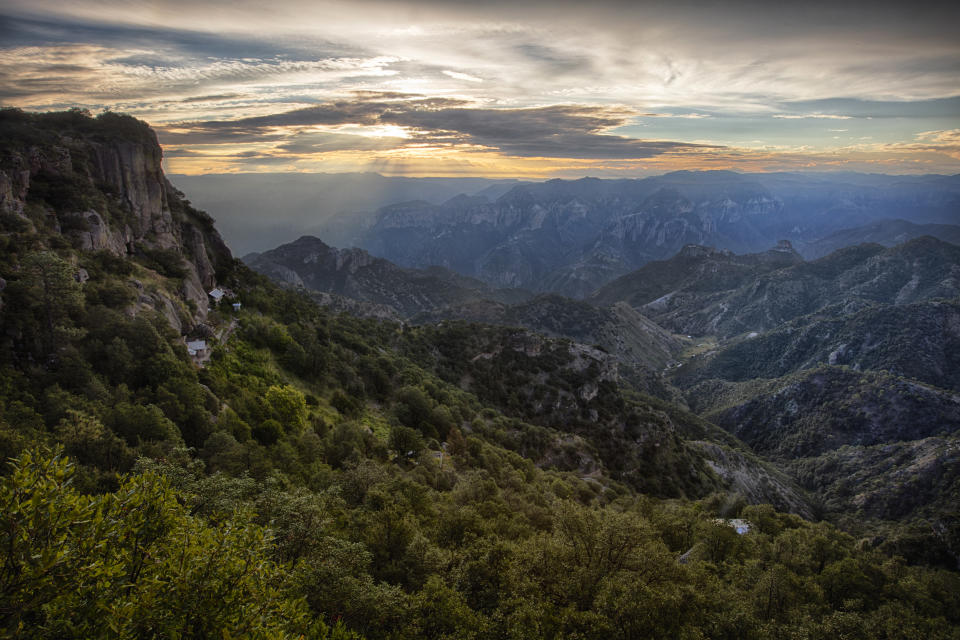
<box><xmin>1</xmin><ymin>0</ymin><xmax>958</xmax><ymax>177</ymax></box>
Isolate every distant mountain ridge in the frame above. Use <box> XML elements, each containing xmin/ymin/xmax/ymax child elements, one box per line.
<box><xmin>244</xmin><ymin>236</ymin><xmax>686</xmax><ymax>387</ymax></box>
<box><xmin>243</xmin><ymin>235</ymin><xmax>531</xmax><ymax>317</ymax></box>
<box><xmin>597</xmin><ymin>236</ymin><xmax>960</xmax><ymax>339</ymax></box>
<box><xmin>356</xmin><ymin>171</ymin><xmax>960</xmax><ymax>296</ymax></box>
<box><xmin>799</xmin><ymin>218</ymin><xmax>960</xmax><ymax>259</ymax></box>
<box><xmin>171</xmin><ymin>172</ymin><xmax>525</xmax><ymax>255</ymax></box>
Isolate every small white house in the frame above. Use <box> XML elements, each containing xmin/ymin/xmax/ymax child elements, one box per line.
<box><xmin>714</xmin><ymin>518</ymin><xmax>752</xmax><ymax>535</ymax></box>
<box><xmin>232</xmin><ymin>302</ymin><xmax>242</xmax><ymax>312</ymax></box>
<box><xmin>186</xmin><ymin>340</ymin><xmax>208</xmax><ymax>357</ymax></box>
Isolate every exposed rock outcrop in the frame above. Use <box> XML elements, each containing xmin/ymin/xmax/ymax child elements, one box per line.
<box><xmin>0</xmin><ymin>109</ymin><xmax>234</xmax><ymax>332</ymax></box>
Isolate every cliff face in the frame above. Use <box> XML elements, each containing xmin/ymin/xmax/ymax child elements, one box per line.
<box><xmin>0</xmin><ymin>109</ymin><xmax>233</xmax><ymax>331</ymax></box>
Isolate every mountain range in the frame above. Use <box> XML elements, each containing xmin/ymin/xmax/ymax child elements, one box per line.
<box><xmin>2</xmin><ymin>109</ymin><xmax>960</xmax><ymax>637</ymax></box>
<box><xmin>354</xmin><ymin>171</ymin><xmax>960</xmax><ymax>296</ymax></box>
<box><xmin>170</xmin><ymin>172</ymin><xmax>524</xmax><ymax>255</ymax></box>
<box><xmin>247</xmin><ymin>224</ymin><xmax>960</xmax><ymax>565</ymax></box>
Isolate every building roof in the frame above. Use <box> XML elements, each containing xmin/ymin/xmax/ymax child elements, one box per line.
<box><xmin>186</xmin><ymin>340</ymin><xmax>207</xmax><ymax>354</ymax></box>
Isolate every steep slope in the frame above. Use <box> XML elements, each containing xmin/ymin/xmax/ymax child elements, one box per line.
<box><xmin>685</xmin><ymin>367</ymin><xmax>960</xmax><ymax>535</ymax></box>
<box><xmin>589</xmin><ymin>241</ymin><xmax>803</xmax><ymax>309</ymax></box>
<box><xmin>399</xmin><ymin>322</ymin><xmax>813</xmax><ymax>512</ymax></box>
<box><xmin>248</xmin><ymin>237</ymin><xmax>687</xmax><ymax>398</ymax></box>
<box><xmin>412</xmin><ymin>295</ymin><xmax>683</xmax><ymax>372</ymax></box>
<box><xmin>674</xmin><ymin>299</ymin><xmax>960</xmax><ymax>391</ymax></box>
<box><xmin>696</xmin><ymin>367</ymin><xmax>960</xmax><ymax>459</ymax></box>
<box><xmin>0</xmin><ymin>108</ymin><xmax>232</xmax><ymax>333</ymax></box>
<box><xmin>635</xmin><ymin>237</ymin><xmax>960</xmax><ymax>338</ymax></box>
<box><xmin>243</xmin><ymin>235</ymin><xmax>531</xmax><ymax>317</ymax></box>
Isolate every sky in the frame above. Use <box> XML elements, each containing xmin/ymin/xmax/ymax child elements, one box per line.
<box><xmin>1</xmin><ymin>0</ymin><xmax>959</xmax><ymax>177</ymax></box>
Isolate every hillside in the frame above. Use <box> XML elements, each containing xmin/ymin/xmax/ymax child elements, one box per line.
<box><xmin>695</xmin><ymin>366</ymin><xmax>960</xmax><ymax>459</ymax></box>
<box><xmin>600</xmin><ymin>237</ymin><xmax>960</xmax><ymax>339</ymax></box>
<box><xmin>243</xmin><ymin>235</ymin><xmax>530</xmax><ymax>317</ymax></box>
<box><xmin>674</xmin><ymin>299</ymin><xmax>960</xmax><ymax>391</ymax></box>
<box><xmin>589</xmin><ymin>241</ymin><xmax>803</xmax><ymax>309</ymax></box>
<box><xmin>413</xmin><ymin>295</ymin><xmax>683</xmax><ymax>372</ymax></box>
<box><xmin>684</xmin><ymin>366</ymin><xmax>960</xmax><ymax>561</ymax></box>
<box><xmin>247</xmin><ymin>237</ymin><xmax>687</xmax><ymax>392</ymax></box>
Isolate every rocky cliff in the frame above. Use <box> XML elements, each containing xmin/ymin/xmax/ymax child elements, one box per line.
<box><xmin>0</xmin><ymin>108</ymin><xmax>233</xmax><ymax>332</ymax></box>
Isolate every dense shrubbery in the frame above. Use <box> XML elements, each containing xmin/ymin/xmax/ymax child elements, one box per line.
<box><xmin>1</xmin><ymin>242</ymin><xmax>958</xmax><ymax>638</ymax></box>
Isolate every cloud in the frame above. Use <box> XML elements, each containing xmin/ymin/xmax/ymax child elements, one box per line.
<box><xmin>276</xmin><ymin>132</ymin><xmax>407</xmax><ymax>153</ymax></box>
<box><xmin>442</xmin><ymin>70</ymin><xmax>483</xmax><ymax>83</ymax></box>
<box><xmin>772</xmin><ymin>114</ymin><xmax>852</xmax><ymax>120</ymax></box>
<box><xmin>776</xmin><ymin>97</ymin><xmax>960</xmax><ymax>119</ymax></box>
<box><xmin>164</xmin><ymin>97</ymin><xmax>721</xmax><ymax>159</ymax></box>
<box><xmin>892</xmin><ymin>129</ymin><xmax>960</xmax><ymax>156</ymax></box>
<box><xmin>915</xmin><ymin>129</ymin><xmax>960</xmax><ymax>144</ymax></box>
<box><xmin>3</xmin><ymin>1</ymin><xmax>959</xmax><ymax>175</ymax></box>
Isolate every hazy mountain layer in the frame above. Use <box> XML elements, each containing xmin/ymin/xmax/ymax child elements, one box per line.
<box><xmin>356</xmin><ymin>171</ymin><xmax>960</xmax><ymax>296</ymax></box>
<box><xmin>171</xmin><ymin>173</ymin><xmax>525</xmax><ymax>255</ymax></box>
<box><xmin>799</xmin><ymin>218</ymin><xmax>960</xmax><ymax>259</ymax></box>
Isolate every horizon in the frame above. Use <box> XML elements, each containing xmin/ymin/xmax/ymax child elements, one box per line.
<box><xmin>2</xmin><ymin>1</ymin><xmax>959</xmax><ymax>177</ymax></box>
<box><xmin>166</xmin><ymin>168</ymin><xmax>960</xmax><ymax>180</ymax></box>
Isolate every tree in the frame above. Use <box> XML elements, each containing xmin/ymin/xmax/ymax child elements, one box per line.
<box><xmin>18</xmin><ymin>251</ymin><xmax>82</xmax><ymax>359</ymax></box>
<box><xmin>389</xmin><ymin>425</ymin><xmax>425</xmax><ymax>458</ymax></box>
<box><xmin>0</xmin><ymin>447</ymin><xmax>354</xmax><ymax>639</ymax></box>
<box><xmin>266</xmin><ymin>384</ymin><xmax>308</xmax><ymax>433</ymax></box>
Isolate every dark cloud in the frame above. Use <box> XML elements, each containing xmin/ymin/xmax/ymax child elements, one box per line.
<box><xmin>0</xmin><ymin>13</ymin><xmax>358</xmax><ymax>61</ymax></box>
<box><xmin>157</xmin><ymin>129</ymin><xmax>287</xmax><ymax>144</ymax></box>
<box><xmin>169</xmin><ymin>96</ymin><xmax>468</xmax><ymax>134</ymax></box>
<box><xmin>227</xmin><ymin>155</ymin><xmax>299</xmax><ymax>165</ymax></box>
<box><xmin>162</xmin><ymin>148</ymin><xmax>207</xmax><ymax>157</ymax></box>
<box><xmin>512</xmin><ymin>43</ymin><xmax>593</xmax><ymax>75</ymax></box>
<box><xmin>387</xmin><ymin>105</ymin><xmax>716</xmax><ymax>157</ymax></box>
<box><xmin>167</xmin><ymin>98</ymin><xmax>721</xmax><ymax>158</ymax></box>
<box><xmin>181</xmin><ymin>93</ymin><xmax>243</xmax><ymax>103</ymax></box>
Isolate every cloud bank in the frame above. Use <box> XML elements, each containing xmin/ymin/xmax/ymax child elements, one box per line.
<box><xmin>0</xmin><ymin>1</ymin><xmax>957</xmax><ymax>175</ymax></box>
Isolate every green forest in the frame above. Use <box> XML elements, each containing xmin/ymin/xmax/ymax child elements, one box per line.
<box><xmin>1</xmin><ymin>109</ymin><xmax>959</xmax><ymax>639</ymax></box>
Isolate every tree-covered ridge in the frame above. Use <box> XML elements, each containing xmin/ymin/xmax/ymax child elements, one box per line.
<box><xmin>1</xmin><ymin>109</ymin><xmax>959</xmax><ymax>638</ymax></box>
<box><xmin>673</xmin><ymin>300</ymin><xmax>960</xmax><ymax>392</ymax></box>
<box><xmin>243</xmin><ymin>234</ymin><xmax>530</xmax><ymax>318</ymax></box>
